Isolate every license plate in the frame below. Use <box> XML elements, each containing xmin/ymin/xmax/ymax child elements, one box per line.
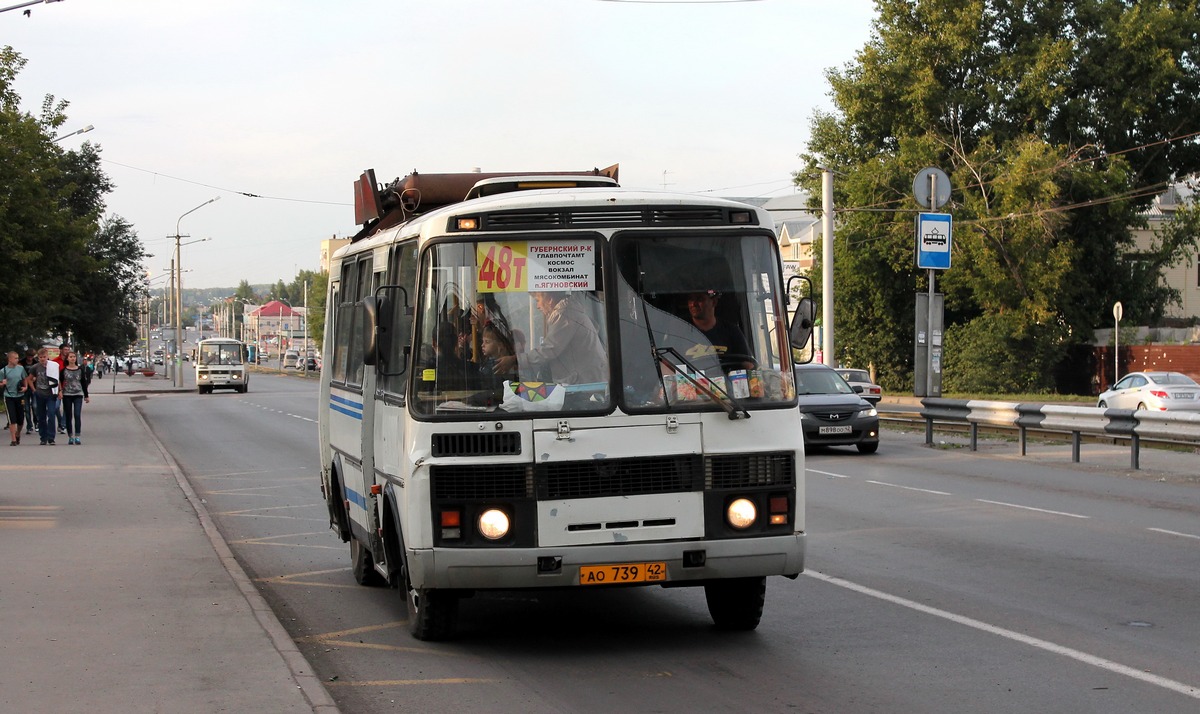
<box><xmin>579</xmin><ymin>562</ymin><xmax>667</xmax><ymax>585</ymax></box>
<box><xmin>819</xmin><ymin>425</ymin><xmax>852</xmax><ymax>434</ymax></box>
<box><xmin>1172</xmin><ymin>393</ymin><xmax>1194</xmax><ymax>399</ymax></box>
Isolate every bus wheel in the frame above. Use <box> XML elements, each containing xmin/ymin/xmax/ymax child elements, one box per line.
<box><xmin>395</xmin><ymin>528</ymin><xmax>458</xmax><ymax>640</ymax></box>
<box><xmin>351</xmin><ymin>537</ymin><xmax>385</xmax><ymax>586</ymax></box>
<box><xmin>704</xmin><ymin>576</ymin><xmax>766</xmax><ymax>631</ymax></box>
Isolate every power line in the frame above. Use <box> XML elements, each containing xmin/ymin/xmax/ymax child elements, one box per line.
<box><xmin>100</xmin><ymin>158</ymin><xmax>351</xmax><ymax>206</ymax></box>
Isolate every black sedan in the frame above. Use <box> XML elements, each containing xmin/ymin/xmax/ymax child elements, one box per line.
<box><xmin>794</xmin><ymin>363</ymin><xmax>880</xmax><ymax>454</ymax></box>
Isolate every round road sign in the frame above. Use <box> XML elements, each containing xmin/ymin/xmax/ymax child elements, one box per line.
<box><xmin>914</xmin><ymin>167</ymin><xmax>952</xmax><ymax>210</ymax></box>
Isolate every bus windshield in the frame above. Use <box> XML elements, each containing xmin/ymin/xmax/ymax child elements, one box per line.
<box><xmin>411</xmin><ymin>237</ymin><xmax>611</xmax><ymax>417</ymax></box>
<box><xmin>199</xmin><ymin>342</ymin><xmax>244</xmax><ymax>366</ymax></box>
<box><xmin>408</xmin><ymin>231</ymin><xmax>793</xmax><ymax>418</ymax></box>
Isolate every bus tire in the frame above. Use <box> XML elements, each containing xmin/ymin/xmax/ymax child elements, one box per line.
<box><xmin>351</xmin><ymin>537</ymin><xmax>385</xmax><ymax>586</ymax></box>
<box><xmin>704</xmin><ymin>576</ymin><xmax>766</xmax><ymax>631</ymax></box>
<box><xmin>394</xmin><ymin>524</ymin><xmax>458</xmax><ymax>640</ymax></box>
<box><xmin>326</xmin><ymin>466</ymin><xmax>351</xmax><ymax>542</ymax></box>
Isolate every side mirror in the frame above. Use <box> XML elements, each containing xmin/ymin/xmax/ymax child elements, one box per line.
<box><xmin>852</xmin><ymin>385</ymin><xmax>864</xmax><ymax>394</ymax></box>
<box><xmin>360</xmin><ymin>296</ymin><xmax>380</xmax><ymax>366</ymax></box>
<box><xmin>789</xmin><ymin>296</ymin><xmax>816</xmax><ymax>351</ymax></box>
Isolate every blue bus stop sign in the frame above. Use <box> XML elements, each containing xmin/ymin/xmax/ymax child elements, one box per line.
<box><xmin>916</xmin><ymin>213</ymin><xmax>952</xmax><ymax>270</ymax></box>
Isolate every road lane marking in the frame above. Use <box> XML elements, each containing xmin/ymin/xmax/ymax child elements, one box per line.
<box><xmin>0</xmin><ymin>505</ymin><xmax>61</xmax><ymax>529</ymax></box>
<box><xmin>975</xmin><ymin>499</ymin><xmax>1089</xmax><ymax>519</ymax></box>
<box><xmin>296</xmin><ymin>621</ymin><xmax>463</xmax><ymax>656</ymax></box>
<box><xmin>808</xmin><ymin>468</ymin><xmax>850</xmax><ymax>479</ymax></box>
<box><xmin>806</xmin><ymin>569</ymin><xmax>1200</xmax><ymax>700</ymax></box>
<box><xmin>326</xmin><ymin>678</ymin><xmax>498</xmax><ymax>687</ymax></box>
<box><xmin>231</xmin><ymin>531</ymin><xmax>343</xmax><ymax>550</ymax></box>
<box><xmin>867</xmin><ymin>480</ymin><xmax>952</xmax><ymax>496</ymax></box>
<box><xmin>218</xmin><ymin>504</ymin><xmax>325</xmax><ymax>515</ymax></box>
<box><xmin>1147</xmin><ymin>527</ymin><xmax>1200</xmax><ymax>540</ymax></box>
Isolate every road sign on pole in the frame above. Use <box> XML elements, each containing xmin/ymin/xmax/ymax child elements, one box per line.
<box><xmin>916</xmin><ymin>213</ymin><xmax>953</xmax><ymax>270</ymax></box>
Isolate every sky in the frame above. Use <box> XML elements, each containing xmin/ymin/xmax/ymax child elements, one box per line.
<box><xmin>5</xmin><ymin>0</ymin><xmax>877</xmax><ymax>290</ymax></box>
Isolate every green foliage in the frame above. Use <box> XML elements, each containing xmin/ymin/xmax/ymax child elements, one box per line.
<box><xmin>942</xmin><ymin>313</ymin><xmax>1068</xmax><ymax>393</ymax></box>
<box><xmin>0</xmin><ymin>47</ymin><xmax>145</xmax><ymax>353</ymax></box>
<box><xmin>798</xmin><ymin>0</ymin><xmax>1200</xmax><ymax>394</ymax></box>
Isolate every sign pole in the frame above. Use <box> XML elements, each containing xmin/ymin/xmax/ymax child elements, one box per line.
<box><xmin>925</xmin><ymin>172</ymin><xmax>937</xmax><ymax>398</ymax></box>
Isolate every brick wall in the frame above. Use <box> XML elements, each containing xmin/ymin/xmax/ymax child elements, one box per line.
<box><xmin>1093</xmin><ymin>345</ymin><xmax>1200</xmax><ymax>393</ymax></box>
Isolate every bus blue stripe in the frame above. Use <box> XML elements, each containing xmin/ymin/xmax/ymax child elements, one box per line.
<box><xmin>330</xmin><ymin>402</ymin><xmax>363</xmax><ymax>420</ymax></box>
<box><xmin>330</xmin><ymin>394</ymin><xmax>363</xmax><ymax>409</ymax></box>
<box><xmin>344</xmin><ymin>486</ymin><xmax>368</xmax><ymax>510</ymax></box>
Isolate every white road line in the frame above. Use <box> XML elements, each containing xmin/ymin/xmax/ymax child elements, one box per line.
<box><xmin>805</xmin><ymin>570</ymin><xmax>1200</xmax><ymax>700</ymax></box>
<box><xmin>866</xmin><ymin>480</ymin><xmax>952</xmax><ymax>496</ymax></box>
<box><xmin>1147</xmin><ymin>527</ymin><xmax>1200</xmax><ymax>540</ymax></box>
<box><xmin>808</xmin><ymin>469</ymin><xmax>850</xmax><ymax>479</ymax></box>
<box><xmin>975</xmin><ymin>499</ymin><xmax>1090</xmax><ymax>519</ymax></box>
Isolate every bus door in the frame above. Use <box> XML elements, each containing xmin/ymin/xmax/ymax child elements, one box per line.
<box><xmin>331</xmin><ymin>255</ymin><xmax>377</xmax><ymax>544</ymax></box>
<box><xmin>371</xmin><ymin>241</ymin><xmax>418</xmax><ymax>509</ymax></box>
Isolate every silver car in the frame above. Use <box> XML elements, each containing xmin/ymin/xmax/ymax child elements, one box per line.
<box><xmin>1097</xmin><ymin>371</ymin><xmax>1200</xmax><ymax>412</ymax></box>
<box><xmin>835</xmin><ymin>368</ymin><xmax>882</xmax><ymax>404</ymax></box>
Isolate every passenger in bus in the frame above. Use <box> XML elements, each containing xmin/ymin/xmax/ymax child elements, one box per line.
<box><xmin>683</xmin><ymin>289</ymin><xmax>754</xmax><ymax>373</ymax></box>
<box><xmin>474</xmin><ymin>323</ymin><xmax>517</xmax><ymax>403</ymax></box>
<box><xmin>493</xmin><ymin>291</ymin><xmax>607</xmax><ymax>385</ymax></box>
<box><xmin>427</xmin><ymin>320</ymin><xmax>471</xmax><ymax>391</ymax></box>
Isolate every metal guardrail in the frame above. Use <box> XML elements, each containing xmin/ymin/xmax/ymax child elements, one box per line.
<box><xmin>919</xmin><ymin>398</ymin><xmax>1200</xmax><ymax>470</ymax></box>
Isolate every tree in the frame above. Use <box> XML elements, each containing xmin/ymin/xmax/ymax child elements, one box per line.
<box><xmin>797</xmin><ymin>0</ymin><xmax>1200</xmax><ymax>393</ymax></box>
<box><xmin>0</xmin><ymin>47</ymin><xmax>147</xmax><ymax>353</ymax></box>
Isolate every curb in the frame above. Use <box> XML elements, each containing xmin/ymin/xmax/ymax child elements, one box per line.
<box><xmin>128</xmin><ymin>395</ymin><xmax>342</xmax><ymax>714</ymax></box>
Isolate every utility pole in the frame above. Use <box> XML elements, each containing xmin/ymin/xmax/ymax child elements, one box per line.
<box><xmin>819</xmin><ymin>163</ymin><xmax>835</xmax><ymax>366</ymax></box>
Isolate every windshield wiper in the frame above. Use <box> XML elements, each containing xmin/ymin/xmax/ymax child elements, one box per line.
<box><xmin>654</xmin><ymin>346</ymin><xmax>750</xmax><ymax>420</ymax></box>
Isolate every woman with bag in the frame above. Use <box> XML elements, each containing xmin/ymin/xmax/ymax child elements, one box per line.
<box><xmin>60</xmin><ymin>350</ymin><xmax>90</xmax><ymax>445</ymax></box>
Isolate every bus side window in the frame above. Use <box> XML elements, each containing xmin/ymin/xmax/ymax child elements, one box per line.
<box><xmin>381</xmin><ymin>240</ymin><xmax>418</xmax><ymax>396</ymax></box>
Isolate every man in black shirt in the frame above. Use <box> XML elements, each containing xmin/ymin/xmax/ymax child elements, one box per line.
<box><xmin>683</xmin><ymin>289</ymin><xmax>753</xmax><ymax>372</ymax></box>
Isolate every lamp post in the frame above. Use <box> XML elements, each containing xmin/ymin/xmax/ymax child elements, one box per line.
<box><xmin>173</xmin><ymin>197</ymin><xmax>220</xmax><ymax>387</ymax></box>
<box><xmin>1</xmin><ymin>0</ymin><xmax>63</xmax><ymax>14</ymax></box>
<box><xmin>52</xmin><ymin>124</ymin><xmax>93</xmax><ymax>142</ymax></box>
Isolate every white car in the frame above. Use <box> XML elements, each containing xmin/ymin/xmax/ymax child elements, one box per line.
<box><xmin>1097</xmin><ymin>371</ymin><xmax>1200</xmax><ymax>412</ymax></box>
<box><xmin>835</xmin><ymin>368</ymin><xmax>882</xmax><ymax>405</ymax></box>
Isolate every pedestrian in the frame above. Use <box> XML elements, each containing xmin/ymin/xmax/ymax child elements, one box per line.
<box><xmin>27</xmin><ymin>347</ymin><xmax>60</xmax><ymax>445</ymax></box>
<box><xmin>21</xmin><ymin>349</ymin><xmax>37</xmax><ymax>435</ymax></box>
<box><xmin>53</xmin><ymin>343</ymin><xmax>69</xmax><ymax>435</ymax></box>
<box><xmin>2</xmin><ymin>351</ymin><xmax>29</xmax><ymax>445</ymax></box>
<box><xmin>60</xmin><ymin>350</ymin><xmax>90</xmax><ymax>445</ymax></box>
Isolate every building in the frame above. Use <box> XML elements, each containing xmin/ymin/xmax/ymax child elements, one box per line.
<box><xmin>1130</xmin><ymin>183</ymin><xmax>1199</xmax><ymax>320</ymax></box>
<box><xmin>244</xmin><ymin>300</ymin><xmax>307</xmax><ymax>359</ymax></box>
<box><xmin>321</xmin><ymin>236</ymin><xmax>351</xmax><ymax>275</ymax></box>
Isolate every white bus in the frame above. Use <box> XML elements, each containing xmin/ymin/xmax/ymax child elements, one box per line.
<box><xmin>318</xmin><ymin>167</ymin><xmax>815</xmax><ymax>640</ymax></box>
<box><xmin>195</xmin><ymin>337</ymin><xmax>249</xmax><ymax>394</ymax></box>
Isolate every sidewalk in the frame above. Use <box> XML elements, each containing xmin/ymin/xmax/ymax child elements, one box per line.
<box><xmin>0</xmin><ymin>378</ymin><xmax>339</xmax><ymax>713</ymax></box>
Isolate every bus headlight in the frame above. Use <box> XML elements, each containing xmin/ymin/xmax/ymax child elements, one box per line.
<box><xmin>478</xmin><ymin>508</ymin><xmax>511</xmax><ymax>540</ymax></box>
<box><xmin>726</xmin><ymin>498</ymin><xmax>757</xmax><ymax>529</ymax></box>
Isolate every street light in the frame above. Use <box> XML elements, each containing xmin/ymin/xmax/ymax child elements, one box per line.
<box><xmin>1</xmin><ymin>0</ymin><xmax>64</xmax><ymax>16</ymax></box>
<box><xmin>52</xmin><ymin>124</ymin><xmax>93</xmax><ymax>142</ymax></box>
<box><xmin>173</xmin><ymin>196</ymin><xmax>220</xmax><ymax>387</ymax></box>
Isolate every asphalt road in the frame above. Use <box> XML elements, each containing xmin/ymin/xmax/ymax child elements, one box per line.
<box><xmin>136</xmin><ymin>376</ymin><xmax>1200</xmax><ymax>713</ymax></box>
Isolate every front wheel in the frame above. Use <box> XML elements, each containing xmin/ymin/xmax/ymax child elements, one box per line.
<box><xmin>704</xmin><ymin>576</ymin><xmax>766</xmax><ymax>631</ymax></box>
<box><xmin>1098</xmin><ymin>400</ymin><xmax>1108</xmax><ymax>409</ymax></box>
<box><xmin>857</xmin><ymin>441</ymin><xmax>879</xmax><ymax>454</ymax></box>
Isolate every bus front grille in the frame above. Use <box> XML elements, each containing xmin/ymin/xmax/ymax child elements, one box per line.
<box><xmin>431</xmin><ymin>432</ymin><xmax>522</xmax><ymax>457</ymax></box>
<box><xmin>429</xmin><ymin>453</ymin><xmax>794</xmax><ymax>502</ymax></box>
<box><xmin>538</xmin><ymin>456</ymin><xmax>703</xmax><ymax>500</ymax></box>
<box><xmin>705</xmin><ymin>452</ymin><xmax>795</xmax><ymax>489</ymax></box>
<box><xmin>431</xmin><ymin>464</ymin><xmax>533</xmax><ymax>499</ymax></box>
